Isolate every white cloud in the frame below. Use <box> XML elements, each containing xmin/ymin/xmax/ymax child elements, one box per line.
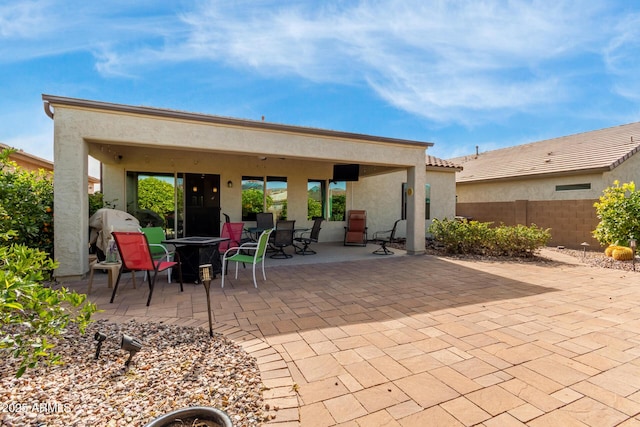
<box><xmin>169</xmin><ymin>0</ymin><xmax>616</xmax><ymax>123</ymax></box>
<box><xmin>604</xmin><ymin>11</ymin><xmax>640</xmax><ymax>101</ymax></box>
<box><xmin>0</xmin><ymin>1</ymin><xmax>50</xmax><ymax>38</ymax></box>
<box><xmin>2</xmin><ymin>0</ymin><xmax>636</xmax><ymax>126</ymax></box>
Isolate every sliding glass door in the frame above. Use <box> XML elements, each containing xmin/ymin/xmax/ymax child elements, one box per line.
<box><xmin>126</xmin><ymin>172</ymin><xmax>220</xmax><ymax>238</ymax></box>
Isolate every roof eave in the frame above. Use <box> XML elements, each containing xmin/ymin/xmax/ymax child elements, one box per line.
<box><xmin>42</xmin><ymin>94</ymin><xmax>433</xmax><ymax>149</ymax></box>
<box><xmin>456</xmin><ymin>166</ymin><xmax>611</xmax><ymax>184</ymax></box>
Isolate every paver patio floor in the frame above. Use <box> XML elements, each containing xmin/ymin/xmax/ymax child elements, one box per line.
<box><xmin>72</xmin><ymin>248</ymin><xmax>640</xmax><ymax>426</ymax></box>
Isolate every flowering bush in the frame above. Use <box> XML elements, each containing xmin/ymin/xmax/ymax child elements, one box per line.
<box><xmin>593</xmin><ymin>181</ymin><xmax>640</xmax><ymax>247</ymax></box>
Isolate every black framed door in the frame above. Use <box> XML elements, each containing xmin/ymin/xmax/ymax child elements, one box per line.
<box><xmin>184</xmin><ymin>173</ymin><xmax>220</xmax><ymax>237</ymax></box>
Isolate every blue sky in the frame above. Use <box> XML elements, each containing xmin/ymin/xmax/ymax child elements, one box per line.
<box><xmin>2</xmin><ymin>0</ymin><xmax>640</xmax><ymax>177</ymax></box>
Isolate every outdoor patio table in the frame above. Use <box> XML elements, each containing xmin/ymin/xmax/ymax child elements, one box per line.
<box><xmin>162</xmin><ymin>236</ymin><xmax>229</xmax><ymax>283</ymax></box>
<box><xmin>246</xmin><ymin>227</ymin><xmax>268</xmax><ymax>242</ymax></box>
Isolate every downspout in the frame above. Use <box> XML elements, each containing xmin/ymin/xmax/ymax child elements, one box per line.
<box><xmin>44</xmin><ymin>101</ymin><xmax>54</xmax><ymax>119</ymax></box>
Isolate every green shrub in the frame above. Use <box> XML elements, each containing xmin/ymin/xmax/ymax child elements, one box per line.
<box><xmin>0</xmin><ymin>149</ymin><xmax>54</xmax><ymax>257</ymax></box>
<box><xmin>428</xmin><ymin>219</ymin><xmax>551</xmax><ymax>257</ymax></box>
<box><xmin>593</xmin><ymin>181</ymin><xmax>640</xmax><ymax>247</ymax></box>
<box><xmin>0</xmin><ymin>148</ymin><xmax>97</xmax><ymax>377</ymax></box>
<box><xmin>0</xmin><ymin>232</ymin><xmax>97</xmax><ymax>377</ymax></box>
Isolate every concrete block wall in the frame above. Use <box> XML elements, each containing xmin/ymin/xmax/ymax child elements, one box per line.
<box><xmin>457</xmin><ymin>199</ymin><xmax>601</xmax><ymax>250</ymax></box>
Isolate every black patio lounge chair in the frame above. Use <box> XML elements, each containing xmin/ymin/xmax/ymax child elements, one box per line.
<box><xmin>270</xmin><ymin>220</ymin><xmax>296</xmax><ymax>259</ymax></box>
<box><xmin>294</xmin><ymin>217</ymin><xmax>323</xmax><ymax>255</ymax></box>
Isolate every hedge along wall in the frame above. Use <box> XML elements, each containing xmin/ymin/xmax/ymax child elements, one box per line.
<box><xmin>456</xmin><ymin>199</ymin><xmax>601</xmax><ymax>250</ymax></box>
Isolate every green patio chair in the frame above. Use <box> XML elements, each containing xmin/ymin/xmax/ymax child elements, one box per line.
<box><xmin>221</xmin><ymin>228</ymin><xmax>274</xmax><ymax>288</ymax></box>
<box><xmin>141</xmin><ymin>226</ymin><xmax>175</xmax><ymax>283</ymax></box>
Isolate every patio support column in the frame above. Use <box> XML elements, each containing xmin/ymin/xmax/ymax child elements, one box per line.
<box><xmin>52</xmin><ymin>113</ymin><xmax>89</xmax><ymax>280</ymax></box>
<box><xmin>405</xmin><ymin>165</ymin><xmax>426</xmax><ymax>255</ymax></box>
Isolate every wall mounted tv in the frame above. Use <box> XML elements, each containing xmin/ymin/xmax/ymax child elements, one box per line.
<box><xmin>333</xmin><ymin>164</ymin><xmax>360</xmax><ymax>182</ymax></box>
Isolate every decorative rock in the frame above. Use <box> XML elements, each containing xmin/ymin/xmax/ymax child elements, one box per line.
<box><xmin>0</xmin><ymin>320</ymin><xmax>267</xmax><ymax>426</ymax></box>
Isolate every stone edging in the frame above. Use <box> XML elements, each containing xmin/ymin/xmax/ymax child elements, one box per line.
<box><xmin>211</xmin><ymin>322</ymin><xmax>301</xmax><ymax>426</ymax></box>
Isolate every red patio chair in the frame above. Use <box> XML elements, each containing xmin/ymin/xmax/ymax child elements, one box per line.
<box><xmin>219</xmin><ymin>222</ymin><xmax>245</xmax><ymax>252</ymax></box>
<box><xmin>344</xmin><ymin>210</ymin><xmax>368</xmax><ymax>246</ymax></box>
<box><xmin>109</xmin><ymin>231</ymin><xmax>183</xmax><ymax>306</ymax></box>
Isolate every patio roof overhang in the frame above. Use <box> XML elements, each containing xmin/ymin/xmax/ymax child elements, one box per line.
<box><xmin>43</xmin><ymin>94</ymin><xmax>432</xmax><ymax>280</ymax></box>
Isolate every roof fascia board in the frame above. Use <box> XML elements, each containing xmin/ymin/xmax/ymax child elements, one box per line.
<box><xmin>426</xmin><ymin>165</ymin><xmax>462</xmax><ymax>172</ymax></box>
<box><xmin>42</xmin><ymin>94</ymin><xmax>432</xmax><ymax>149</ymax></box>
<box><xmin>457</xmin><ymin>166</ymin><xmax>610</xmax><ymax>185</ymax></box>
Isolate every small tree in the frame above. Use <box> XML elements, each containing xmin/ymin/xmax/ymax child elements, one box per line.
<box><xmin>593</xmin><ymin>181</ymin><xmax>640</xmax><ymax>246</ymax></box>
<box><xmin>137</xmin><ymin>176</ymin><xmax>175</xmax><ymax>218</ymax></box>
<box><xmin>242</xmin><ymin>189</ymin><xmax>273</xmax><ymax>217</ymax></box>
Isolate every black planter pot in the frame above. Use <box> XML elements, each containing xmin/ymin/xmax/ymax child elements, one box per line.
<box><xmin>143</xmin><ymin>406</ymin><xmax>233</xmax><ymax>427</ymax></box>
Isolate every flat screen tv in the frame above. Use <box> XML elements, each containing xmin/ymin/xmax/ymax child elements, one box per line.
<box><xmin>333</xmin><ymin>164</ymin><xmax>359</xmax><ymax>182</ymax></box>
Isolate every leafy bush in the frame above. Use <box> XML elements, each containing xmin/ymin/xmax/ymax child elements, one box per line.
<box><xmin>428</xmin><ymin>218</ymin><xmax>551</xmax><ymax>257</ymax></box>
<box><xmin>0</xmin><ymin>148</ymin><xmax>97</xmax><ymax>377</ymax></box>
<box><xmin>593</xmin><ymin>181</ymin><xmax>640</xmax><ymax>247</ymax></box>
<box><xmin>0</xmin><ymin>230</ymin><xmax>97</xmax><ymax>377</ymax></box>
<box><xmin>0</xmin><ymin>149</ymin><xmax>54</xmax><ymax>257</ymax></box>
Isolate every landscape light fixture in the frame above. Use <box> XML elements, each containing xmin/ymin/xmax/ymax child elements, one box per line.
<box><xmin>580</xmin><ymin>242</ymin><xmax>590</xmax><ymax>260</ymax></box>
<box><xmin>199</xmin><ymin>264</ymin><xmax>215</xmax><ymax>337</ymax></box>
<box><xmin>94</xmin><ymin>331</ymin><xmax>107</xmax><ymax>360</ymax></box>
<box><xmin>121</xmin><ymin>335</ymin><xmax>142</xmax><ymax>366</ymax></box>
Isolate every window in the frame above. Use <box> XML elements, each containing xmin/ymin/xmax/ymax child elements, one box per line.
<box><xmin>556</xmin><ymin>183</ymin><xmax>591</xmax><ymax>191</ymax></box>
<box><xmin>329</xmin><ymin>181</ymin><xmax>346</xmax><ymax>221</ymax></box>
<box><xmin>241</xmin><ymin>176</ymin><xmax>264</xmax><ymax>221</ymax></box>
<box><xmin>307</xmin><ymin>180</ymin><xmax>326</xmax><ymax>219</ymax></box>
<box><xmin>241</xmin><ymin>176</ymin><xmax>288</xmax><ymax>220</ymax></box>
<box><xmin>266</xmin><ymin>176</ymin><xmax>287</xmax><ymax>220</ymax></box>
<box><xmin>402</xmin><ymin>183</ymin><xmax>430</xmax><ymax>220</ymax></box>
<box><xmin>425</xmin><ymin>184</ymin><xmax>431</xmax><ymax>220</ymax></box>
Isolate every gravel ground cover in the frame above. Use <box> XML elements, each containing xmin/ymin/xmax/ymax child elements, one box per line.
<box><xmin>548</xmin><ymin>246</ymin><xmax>639</xmax><ymax>272</ymax></box>
<box><xmin>390</xmin><ymin>240</ymin><xmax>639</xmax><ymax>272</ymax></box>
<box><xmin>0</xmin><ymin>320</ymin><xmax>267</xmax><ymax>427</ymax></box>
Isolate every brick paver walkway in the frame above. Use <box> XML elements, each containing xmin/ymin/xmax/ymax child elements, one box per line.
<box><xmin>75</xmin><ymin>250</ymin><xmax>640</xmax><ymax>426</ymax></box>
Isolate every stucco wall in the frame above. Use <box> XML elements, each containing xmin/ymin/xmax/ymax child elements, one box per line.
<box><xmin>602</xmin><ymin>150</ymin><xmax>640</xmax><ymax>187</ymax></box>
<box><xmin>427</xmin><ymin>168</ymin><xmax>458</xmax><ymax>226</ymax></box>
<box><xmin>352</xmin><ymin>168</ymin><xmax>458</xmax><ymax>239</ymax></box>
<box><xmin>456</xmin><ymin>172</ymin><xmax>606</xmax><ymax>203</ymax></box>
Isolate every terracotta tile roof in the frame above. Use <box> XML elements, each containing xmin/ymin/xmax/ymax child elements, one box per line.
<box><xmin>426</xmin><ymin>155</ymin><xmax>462</xmax><ymax>170</ymax></box>
<box><xmin>450</xmin><ymin>122</ymin><xmax>640</xmax><ymax>183</ymax></box>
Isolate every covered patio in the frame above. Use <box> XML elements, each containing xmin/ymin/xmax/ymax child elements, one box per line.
<box><xmin>43</xmin><ymin>94</ymin><xmax>434</xmax><ymax>281</ymax></box>
<box><xmin>67</xmin><ymin>249</ymin><xmax>640</xmax><ymax>426</ymax></box>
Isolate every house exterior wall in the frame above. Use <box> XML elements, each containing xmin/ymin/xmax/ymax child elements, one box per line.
<box><xmin>353</xmin><ymin>168</ymin><xmax>458</xmax><ymax>239</ymax></box>
<box><xmin>48</xmin><ymin>97</ymin><xmax>430</xmax><ymax>280</ymax></box>
<box><xmin>456</xmin><ymin>171</ymin><xmax>606</xmax><ymax>203</ymax></box>
<box><xmin>427</xmin><ymin>168</ymin><xmax>458</xmax><ymax>227</ymax></box>
<box><xmin>602</xmin><ymin>149</ymin><xmax>640</xmax><ymax>187</ymax></box>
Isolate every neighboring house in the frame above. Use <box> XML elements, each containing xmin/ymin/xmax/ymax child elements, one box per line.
<box><xmin>1</xmin><ymin>143</ymin><xmax>100</xmax><ymax>193</ymax></box>
<box><xmin>43</xmin><ymin>94</ymin><xmax>452</xmax><ymax>281</ymax></box>
<box><xmin>450</xmin><ymin>122</ymin><xmax>640</xmax><ymax>249</ymax></box>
